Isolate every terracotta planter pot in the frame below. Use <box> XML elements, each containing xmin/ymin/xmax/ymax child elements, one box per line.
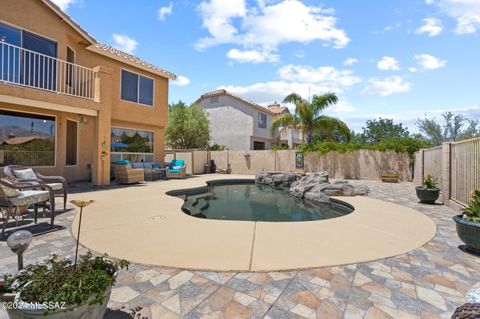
<box><xmin>415</xmin><ymin>187</ymin><xmax>440</xmax><ymax>204</ymax></box>
<box><xmin>453</xmin><ymin>215</ymin><xmax>480</xmax><ymax>255</ymax></box>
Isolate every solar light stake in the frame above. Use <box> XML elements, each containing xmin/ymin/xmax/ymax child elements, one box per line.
<box><xmin>7</xmin><ymin>230</ymin><xmax>32</xmax><ymax>271</ymax></box>
<box><xmin>70</xmin><ymin>200</ymin><xmax>95</xmax><ymax>270</ymax></box>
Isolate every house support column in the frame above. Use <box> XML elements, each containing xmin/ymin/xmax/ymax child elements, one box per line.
<box><xmin>91</xmin><ymin>66</ymin><xmax>113</xmax><ymax>186</ymax></box>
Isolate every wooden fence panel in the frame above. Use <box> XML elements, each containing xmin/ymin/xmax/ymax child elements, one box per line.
<box><xmin>451</xmin><ymin>138</ymin><xmax>480</xmax><ymax>205</ymax></box>
<box><xmin>423</xmin><ymin>146</ymin><xmax>443</xmax><ymax>187</ymax></box>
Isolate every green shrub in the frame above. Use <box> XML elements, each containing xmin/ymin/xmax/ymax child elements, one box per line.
<box><xmin>298</xmin><ymin>137</ymin><xmax>431</xmax><ymax>158</ymax></box>
<box><xmin>464</xmin><ymin>189</ymin><xmax>480</xmax><ymax>222</ymax></box>
<box><xmin>422</xmin><ymin>174</ymin><xmax>438</xmax><ymax>189</ymax></box>
<box><xmin>1</xmin><ymin>252</ymin><xmax>129</xmax><ymax>307</ymax></box>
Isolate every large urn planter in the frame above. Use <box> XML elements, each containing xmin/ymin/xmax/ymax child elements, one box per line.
<box><xmin>415</xmin><ymin>187</ymin><xmax>440</xmax><ymax>204</ymax></box>
<box><xmin>14</xmin><ymin>285</ymin><xmax>114</xmax><ymax>319</ymax></box>
<box><xmin>453</xmin><ymin>215</ymin><xmax>480</xmax><ymax>255</ymax></box>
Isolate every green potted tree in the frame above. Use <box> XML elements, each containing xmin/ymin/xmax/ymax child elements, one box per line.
<box><xmin>453</xmin><ymin>189</ymin><xmax>480</xmax><ymax>254</ymax></box>
<box><xmin>415</xmin><ymin>174</ymin><xmax>440</xmax><ymax>204</ymax></box>
<box><xmin>1</xmin><ymin>252</ymin><xmax>128</xmax><ymax>318</ymax></box>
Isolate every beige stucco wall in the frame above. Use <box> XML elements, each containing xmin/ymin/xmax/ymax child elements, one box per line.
<box><xmin>209</xmin><ymin>150</ymin><xmax>413</xmax><ymax>181</ymax></box>
<box><xmin>0</xmin><ymin>0</ymin><xmax>170</xmax><ymax>184</ymax></box>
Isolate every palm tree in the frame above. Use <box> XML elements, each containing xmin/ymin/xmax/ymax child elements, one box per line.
<box><xmin>270</xmin><ymin>92</ymin><xmax>351</xmax><ymax>145</ymax></box>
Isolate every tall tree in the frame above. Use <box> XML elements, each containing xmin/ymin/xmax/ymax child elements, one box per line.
<box><xmin>166</xmin><ymin>101</ymin><xmax>210</xmax><ymax>149</ymax></box>
<box><xmin>417</xmin><ymin>111</ymin><xmax>480</xmax><ymax>145</ymax></box>
<box><xmin>270</xmin><ymin>92</ymin><xmax>350</xmax><ymax>145</ymax></box>
<box><xmin>359</xmin><ymin>118</ymin><xmax>410</xmax><ymax>144</ymax></box>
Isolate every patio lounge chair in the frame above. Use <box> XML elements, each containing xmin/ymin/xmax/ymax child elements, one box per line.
<box><xmin>112</xmin><ymin>161</ymin><xmax>145</xmax><ymax>184</ymax></box>
<box><xmin>4</xmin><ymin>165</ymin><xmax>68</xmax><ymax>210</ymax></box>
<box><xmin>0</xmin><ymin>178</ymin><xmax>54</xmax><ymax>233</ymax></box>
<box><xmin>166</xmin><ymin>159</ymin><xmax>187</xmax><ymax>179</ymax></box>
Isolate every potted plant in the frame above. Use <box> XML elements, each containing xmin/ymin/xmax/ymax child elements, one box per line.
<box><xmin>415</xmin><ymin>174</ymin><xmax>440</xmax><ymax>204</ymax></box>
<box><xmin>381</xmin><ymin>169</ymin><xmax>400</xmax><ymax>183</ymax></box>
<box><xmin>453</xmin><ymin>189</ymin><xmax>480</xmax><ymax>254</ymax></box>
<box><xmin>1</xmin><ymin>252</ymin><xmax>129</xmax><ymax>318</ymax></box>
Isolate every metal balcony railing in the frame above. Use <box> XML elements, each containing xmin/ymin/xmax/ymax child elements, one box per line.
<box><xmin>0</xmin><ymin>41</ymin><xmax>97</xmax><ymax>100</ymax></box>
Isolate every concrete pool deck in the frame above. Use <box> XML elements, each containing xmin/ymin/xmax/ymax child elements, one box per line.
<box><xmin>71</xmin><ymin>175</ymin><xmax>436</xmax><ymax>272</ymax></box>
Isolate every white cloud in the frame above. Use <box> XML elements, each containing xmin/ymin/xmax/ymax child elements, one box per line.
<box><xmin>196</xmin><ymin>0</ymin><xmax>349</xmax><ymax>55</ymax></box>
<box><xmin>416</xmin><ymin>18</ymin><xmax>443</xmax><ymax>36</ymax></box>
<box><xmin>426</xmin><ymin>0</ymin><xmax>480</xmax><ymax>34</ymax></box>
<box><xmin>344</xmin><ymin>58</ymin><xmax>358</xmax><ymax>66</ymax></box>
<box><xmin>158</xmin><ymin>2</ymin><xmax>173</xmax><ymax>21</ymax></box>
<box><xmin>227</xmin><ymin>48</ymin><xmax>280</xmax><ymax>63</ymax></box>
<box><xmin>50</xmin><ymin>0</ymin><xmax>76</xmax><ymax>11</ymax></box>
<box><xmin>172</xmin><ymin>75</ymin><xmax>190</xmax><ymax>86</ymax></box>
<box><xmin>326</xmin><ymin>99</ymin><xmax>359</xmax><ymax>113</ymax></box>
<box><xmin>409</xmin><ymin>67</ymin><xmax>418</xmax><ymax>73</ymax></box>
<box><xmin>377</xmin><ymin>56</ymin><xmax>401</xmax><ymax>71</ymax></box>
<box><xmin>414</xmin><ymin>54</ymin><xmax>447</xmax><ymax>70</ymax></box>
<box><xmin>220</xmin><ymin>81</ymin><xmax>341</xmax><ymax>106</ymax></box>
<box><xmin>112</xmin><ymin>34</ymin><xmax>138</xmax><ymax>54</ymax></box>
<box><xmin>362</xmin><ymin>76</ymin><xmax>411</xmax><ymax>97</ymax></box>
<box><xmin>277</xmin><ymin>65</ymin><xmax>361</xmax><ymax>86</ymax></box>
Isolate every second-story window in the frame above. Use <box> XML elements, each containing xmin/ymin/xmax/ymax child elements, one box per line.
<box><xmin>121</xmin><ymin>69</ymin><xmax>154</xmax><ymax>106</ymax></box>
<box><xmin>258</xmin><ymin>112</ymin><xmax>267</xmax><ymax>129</ymax></box>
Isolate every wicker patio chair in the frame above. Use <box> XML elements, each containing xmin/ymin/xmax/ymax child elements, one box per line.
<box><xmin>0</xmin><ymin>178</ymin><xmax>54</xmax><ymax>233</ymax></box>
<box><xmin>112</xmin><ymin>164</ymin><xmax>145</xmax><ymax>184</ymax></box>
<box><xmin>451</xmin><ymin>303</ymin><xmax>480</xmax><ymax>319</ymax></box>
<box><xmin>4</xmin><ymin>165</ymin><xmax>68</xmax><ymax>210</ymax></box>
<box><xmin>166</xmin><ymin>160</ymin><xmax>187</xmax><ymax>179</ymax></box>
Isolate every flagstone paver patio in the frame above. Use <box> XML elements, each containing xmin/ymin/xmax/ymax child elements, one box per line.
<box><xmin>1</xmin><ymin>178</ymin><xmax>478</xmax><ymax>319</ymax></box>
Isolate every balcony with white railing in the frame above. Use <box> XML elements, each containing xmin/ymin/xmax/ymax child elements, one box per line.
<box><xmin>279</xmin><ymin>127</ymin><xmax>305</xmax><ymax>142</ymax></box>
<box><xmin>0</xmin><ymin>41</ymin><xmax>97</xmax><ymax>100</ymax></box>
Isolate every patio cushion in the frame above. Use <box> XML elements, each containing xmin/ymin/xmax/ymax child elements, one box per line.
<box><xmin>171</xmin><ymin>160</ymin><xmax>185</xmax><ymax>167</ymax></box>
<box><xmin>143</xmin><ymin>163</ymin><xmax>153</xmax><ymax>169</ymax></box>
<box><xmin>152</xmin><ymin>164</ymin><xmax>161</xmax><ymax>168</ymax></box>
<box><xmin>168</xmin><ymin>169</ymin><xmax>181</xmax><ymax>173</ymax></box>
<box><xmin>112</xmin><ymin>160</ymin><xmax>130</xmax><ymax>165</ymax></box>
<box><xmin>9</xmin><ymin>190</ymin><xmax>49</xmax><ymax>206</ymax></box>
<box><xmin>0</xmin><ymin>184</ymin><xmax>21</xmax><ymax>197</ymax></box>
<box><xmin>47</xmin><ymin>183</ymin><xmax>63</xmax><ymax>191</ymax></box>
<box><xmin>13</xmin><ymin>168</ymin><xmax>37</xmax><ymax>180</ymax></box>
<box><xmin>172</xmin><ymin>166</ymin><xmax>183</xmax><ymax>170</ymax></box>
<box><xmin>132</xmin><ymin>162</ymin><xmax>144</xmax><ymax>169</ymax></box>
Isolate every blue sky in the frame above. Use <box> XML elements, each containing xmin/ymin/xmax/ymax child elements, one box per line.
<box><xmin>56</xmin><ymin>0</ymin><xmax>480</xmax><ymax>132</ymax></box>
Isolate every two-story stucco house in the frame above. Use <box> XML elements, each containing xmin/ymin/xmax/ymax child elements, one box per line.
<box><xmin>195</xmin><ymin>90</ymin><xmax>305</xmax><ymax>150</ymax></box>
<box><xmin>0</xmin><ymin>0</ymin><xmax>175</xmax><ymax>185</ymax></box>
<box><xmin>195</xmin><ymin>90</ymin><xmax>275</xmax><ymax>150</ymax></box>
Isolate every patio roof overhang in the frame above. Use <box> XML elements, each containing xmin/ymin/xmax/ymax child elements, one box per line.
<box><xmin>0</xmin><ymin>94</ymin><xmax>98</xmax><ymax>117</ymax></box>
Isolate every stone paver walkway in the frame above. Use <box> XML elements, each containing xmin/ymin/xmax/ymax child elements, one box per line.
<box><xmin>1</xmin><ymin>180</ymin><xmax>477</xmax><ymax>319</ymax></box>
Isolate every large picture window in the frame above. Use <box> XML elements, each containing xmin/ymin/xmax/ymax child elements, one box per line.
<box><xmin>0</xmin><ymin>110</ymin><xmax>56</xmax><ymax>166</ymax></box>
<box><xmin>111</xmin><ymin>127</ymin><xmax>154</xmax><ymax>154</ymax></box>
<box><xmin>120</xmin><ymin>70</ymin><xmax>154</xmax><ymax>106</ymax></box>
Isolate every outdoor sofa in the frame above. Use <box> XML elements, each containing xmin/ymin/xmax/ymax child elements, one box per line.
<box><xmin>112</xmin><ymin>161</ymin><xmax>145</xmax><ymax>184</ymax></box>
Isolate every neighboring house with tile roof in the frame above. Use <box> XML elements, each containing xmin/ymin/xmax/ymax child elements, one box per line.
<box><xmin>195</xmin><ymin>90</ymin><xmax>305</xmax><ymax>150</ymax></box>
<box><xmin>0</xmin><ymin>0</ymin><xmax>175</xmax><ymax>185</ymax></box>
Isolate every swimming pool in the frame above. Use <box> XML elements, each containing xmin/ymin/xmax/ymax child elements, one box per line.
<box><xmin>169</xmin><ymin>179</ymin><xmax>353</xmax><ymax>222</ymax></box>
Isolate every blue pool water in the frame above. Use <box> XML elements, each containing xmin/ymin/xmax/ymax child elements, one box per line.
<box><xmin>169</xmin><ymin>180</ymin><xmax>353</xmax><ymax>222</ymax></box>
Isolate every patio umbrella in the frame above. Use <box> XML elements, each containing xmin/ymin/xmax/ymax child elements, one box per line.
<box><xmin>111</xmin><ymin>143</ymin><xmax>128</xmax><ymax>148</ymax></box>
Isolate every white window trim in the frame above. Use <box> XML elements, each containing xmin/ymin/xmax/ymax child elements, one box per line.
<box><xmin>0</xmin><ymin>108</ymin><xmax>57</xmax><ymax>168</ymax></box>
<box><xmin>119</xmin><ymin>68</ymin><xmax>155</xmax><ymax>107</ymax></box>
<box><xmin>65</xmin><ymin>118</ymin><xmax>79</xmax><ymax>167</ymax></box>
